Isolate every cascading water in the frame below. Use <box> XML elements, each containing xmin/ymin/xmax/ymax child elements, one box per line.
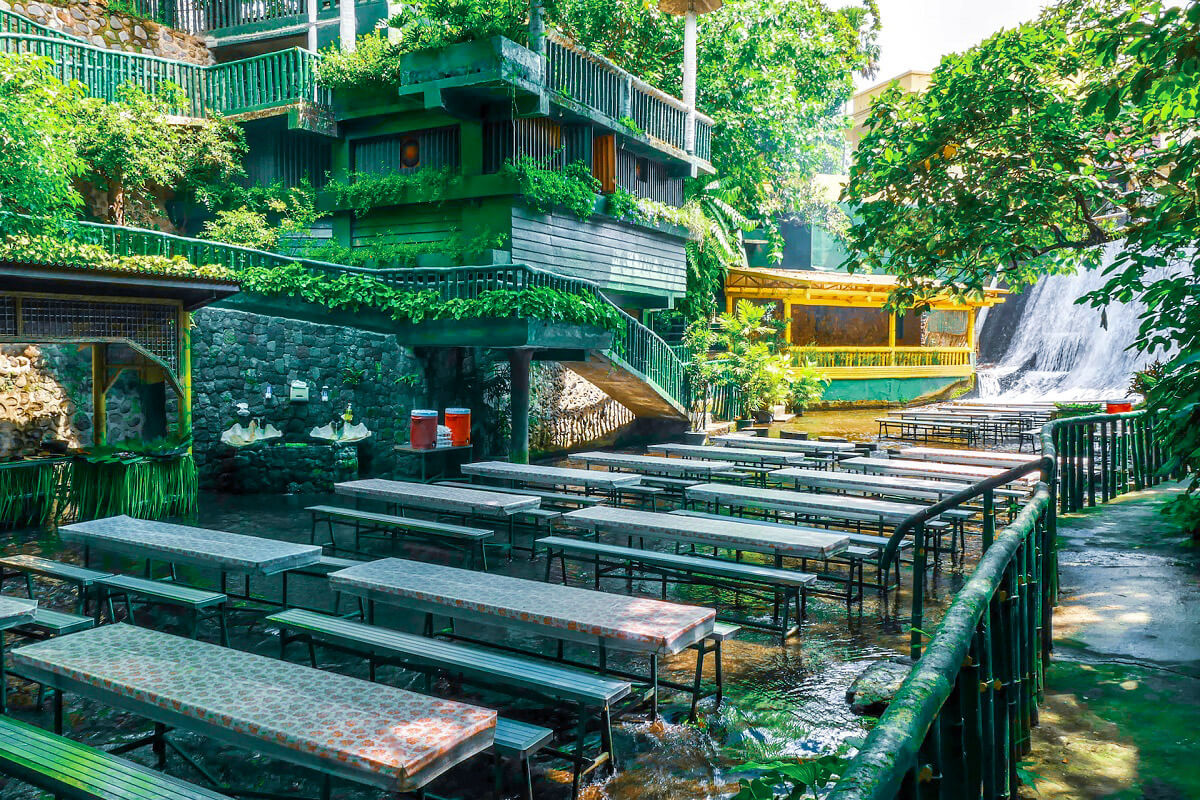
<box><xmin>975</xmin><ymin>242</ymin><xmax>1175</xmax><ymax>401</ymax></box>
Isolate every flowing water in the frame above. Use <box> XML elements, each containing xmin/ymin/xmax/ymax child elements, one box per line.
<box><xmin>975</xmin><ymin>243</ymin><xmax>1178</xmax><ymax>402</ymax></box>
<box><xmin>0</xmin><ymin>418</ymin><xmax>977</xmax><ymax>800</ymax></box>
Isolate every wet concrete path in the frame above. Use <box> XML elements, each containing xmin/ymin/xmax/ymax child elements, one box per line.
<box><xmin>1028</xmin><ymin>482</ymin><xmax>1200</xmax><ymax>799</ymax></box>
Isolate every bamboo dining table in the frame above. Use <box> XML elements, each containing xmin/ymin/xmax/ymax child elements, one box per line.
<box><xmin>561</xmin><ymin>506</ymin><xmax>848</xmax><ymax>560</ymax></box>
<box><xmin>329</xmin><ymin>557</ymin><xmax>714</xmax><ymax>715</ymax></box>
<box><xmin>0</xmin><ymin>595</ymin><xmax>37</xmax><ymax>713</ymax></box>
<box><xmin>461</xmin><ymin>461</ymin><xmax>644</xmax><ymax>494</ymax></box>
<box><xmin>12</xmin><ymin>624</ymin><xmax>497</xmax><ymax>797</ymax></box>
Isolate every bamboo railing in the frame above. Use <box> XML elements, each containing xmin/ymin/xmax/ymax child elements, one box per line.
<box><xmin>791</xmin><ymin>346</ymin><xmax>974</xmax><ymax>369</ymax></box>
<box><xmin>60</xmin><ymin>220</ymin><xmax>692</xmax><ymax>415</ymax></box>
<box><xmin>0</xmin><ymin>33</ymin><xmax>327</xmax><ymax>118</ymax></box>
<box><xmin>827</xmin><ymin>410</ymin><xmax>1171</xmax><ymax>800</ymax></box>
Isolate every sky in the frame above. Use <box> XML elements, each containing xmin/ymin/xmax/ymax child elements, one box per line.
<box><xmin>832</xmin><ymin>0</ymin><xmax>1053</xmax><ymax>91</ymax></box>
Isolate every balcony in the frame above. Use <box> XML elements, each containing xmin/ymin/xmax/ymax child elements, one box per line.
<box><xmin>790</xmin><ymin>346</ymin><xmax>975</xmax><ymax>379</ymax></box>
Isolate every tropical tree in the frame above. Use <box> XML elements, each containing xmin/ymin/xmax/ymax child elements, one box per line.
<box><xmin>74</xmin><ymin>82</ymin><xmax>245</xmax><ymax>226</ymax></box>
<box><xmin>843</xmin><ymin>0</ymin><xmax>1200</xmax><ymax>530</ymax></box>
<box><xmin>0</xmin><ymin>53</ymin><xmax>84</xmax><ymax>229</ymax></box>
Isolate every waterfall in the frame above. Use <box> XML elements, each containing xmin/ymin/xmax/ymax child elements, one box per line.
<box><xmin>975</xmin><ymin>242</ymin><xmax>1176</xmax><ymax>402</ymax></box>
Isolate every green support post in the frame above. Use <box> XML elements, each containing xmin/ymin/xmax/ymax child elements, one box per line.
<box><xmin>509</xmin><ymin>348</ymin><xmax>533</xmax><ymax>464</ymax></box>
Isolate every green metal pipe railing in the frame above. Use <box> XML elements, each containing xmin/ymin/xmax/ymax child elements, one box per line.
<box><xmin>0</xmin><ymin>33</ymin><xmax>327</xmax><ymax>118</ymax></box>
<box><xmin>827</xmin><ymin>410</ymin><xmax>1169</xmax><ymax>800</ymax></box>
<box><xmin>54</xmin><ymin>219</ymin><xmax>691</xmax><ymax>413</ymax></box>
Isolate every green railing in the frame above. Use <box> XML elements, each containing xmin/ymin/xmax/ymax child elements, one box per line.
<box><xmin>60</xmin><ymin>220</ymin><xmax>691</xmax><ymax>413</ymax></box>
<box><xmin>545</xmin><ymin>34</ymin><xmax>713</xmax><ymax>161</ymax></box>
<box><xmin>828</xmin><ymin>410</ymin><xmax>1169</xmax><ymax>800</ymax></box>
<box><xmin>0</xmin><ymin>33</ymin><xmax>327</xmax><ymax>118</ymax></box>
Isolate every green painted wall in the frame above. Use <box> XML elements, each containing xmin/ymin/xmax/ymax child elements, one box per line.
<box><xmin>819</xmin><ymin>375</ymin><xmax>970</xmax><ymax>405</ymax></box>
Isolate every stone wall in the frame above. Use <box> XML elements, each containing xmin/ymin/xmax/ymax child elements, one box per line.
<box><xmin>190</xmin><ymin>308</ymin><xmax>427</xmax><ymax>487</ymax></box>
<box><xmin>1</xmin><ymin>0</ymin><xmax>213</xmax><ymax>64</ymax></box>
<box><xmin>205</xmin><ymin>441</ymin><xmax>359</xmax><ymax>494</ymax></box>
<box><xmin>530</xmin><ymin>363</ymin><xmax>634</xmax><ymax>453</ymax></box>
<box><xmin>0</xmin><ymin>345</ymin><xmax>80</xmax><ymax>459</ymax></box>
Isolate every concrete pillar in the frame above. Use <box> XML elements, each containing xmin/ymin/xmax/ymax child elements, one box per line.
<box><xmin>307</xmin><ymin>0</ymin><xmax>319</xmax><ymax>51</ymax></box>
<box><xmin>339</xmin><ymin>0</ymin><xmax>356</xmax><ymax>52</ymax></box>
<box><xmin>682</xmin><ymin>10</ymin><xmax>697</xmax><ymax>154</ymax></box>
<box><xmin>509</xmin><ymin>349</ymin><xmax>533</xmax><ymax>464</ymax></box>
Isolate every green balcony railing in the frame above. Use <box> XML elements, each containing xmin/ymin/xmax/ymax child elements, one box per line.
<box><xmin>827</xmin><ymin>410</ymin><xmax>1172</xmax><ymax>800</ymax></box>
<box><xmin>0</xmin><ymin>33</ymin><xmax>327</xmax><ymax>118</ymax></box>
<box><xmin>545</xmin><ymin>34</ymin><xmax>713</xmax><ymax>161</ymax></box>
<box><xmin>58</xmin><ymin>220</ymin><xmax>691</xmax><ymax>413</ymax></box>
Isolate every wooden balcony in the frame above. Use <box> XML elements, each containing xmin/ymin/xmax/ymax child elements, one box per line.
<box><xmin>790</xmin><ymin>346</ymin><xmax>975</xmax><ymax>379</ymax></box>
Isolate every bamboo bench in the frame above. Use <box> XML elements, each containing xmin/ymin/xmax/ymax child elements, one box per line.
<box><xmin>306</xmin><ymin>505</ymin><xmax>493</xmax><ymax>569</ymax></box>
<box><xmin>0</xmin><ymin>716</ymin><xmax>232</xmax><ymax>800</ymax></box>
<box><xmin>96</xmin><ymin>575</ymin><xmax>229</xmax><ymax>646</ymax></box>
<box><xmin>436</xmin><ymin>481</ymin><xmax>606</xmax><ymax>509</ymax></box>
<box><xmin>536</xmin><ymin>535</ymin><xmax>816</xmax><ymax>644</ymax></box>
<box><xmin>0</xmin><ymin>554</ymin><xmax>111</xmax><ymax>614</ymax></box>
<box><xmin>268</xmin><ymin>608</ymin><xmax>625</xmax><ymax>799</ymax></box>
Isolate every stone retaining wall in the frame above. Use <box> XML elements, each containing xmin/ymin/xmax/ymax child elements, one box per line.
<box><xmin>1</xmin><ymin>0</ymin><xmax>213</xmax><ymax>64</ymax></box>
<box><xmin>190</xmin><ymin>308</ymin><xmax>427</xmax><ymax>488</ymax></box>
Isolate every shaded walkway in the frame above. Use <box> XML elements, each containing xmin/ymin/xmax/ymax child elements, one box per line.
<box><xmin>1029</xmin><ymin>482</ymin><xmax>1200</xmax><ymax>799</ymax></box>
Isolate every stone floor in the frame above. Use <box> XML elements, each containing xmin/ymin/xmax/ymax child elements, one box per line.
<box><xmin>1027</xmin><ymin>482</ymin><xmax>1200</xmax><ymax>800</ymax></box>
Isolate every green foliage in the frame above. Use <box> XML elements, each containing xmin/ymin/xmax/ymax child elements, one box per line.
<box><xmin>324</xmin><ymin>167</ymin><xmax>460</xmax><ymax>216</ymax></box>
<box><xmin>704</xmin><ymin>300</ymin><xmax>828</xmax><ymax>417</ymax></box>
<box><xmin>616</xmin><ymin>115</ymin><xmax>643</xmax><ymax>136</ymax></box>
<box><xmin>680</xmin><ymin>178</ymin><xmax>755</xmax><ymax>319</ymax></box>
<box><xmin>1052</xmin><ymin>402</ymin><xmax>1104</xmax><ymax>419</ymax></box>
<box><xmin>844</xmin><ymin>0</ymin><xmax>1200</xmax><ymax>507</ymax></box>
<box><xmin>502</xmin><ymin>156</ymin><xmax>599</xmax><ymax>218</ymax></box>
<box><xmin>315</xmin><ymin>31</ymin><xmax>405</xmax><ymax>92</ymax></box>
<box><xmin>1163</xmin><ymin>491</ymin><xmax>1200</xmax><ymax>539</ymax></box>
<box><xmin>0</xmin><ymin>53</ymin><xmax>85</xmax><ymax>227</ymax></box>
<box><xmin>388</xmin><ymin>0</ymin><xmax>527</xmax><ymax>53</ymax></box>
<box><xmin>238</xmin><ymin>261</ymin><xmax>622</xmax><ymax>331</ymax></box>
<box><xmin>69</xmin><ymin>452</ymin><xmax>197</xmax><ymax>521</ymax></box>
<box><xmin>0</xmin><ymin>234</ymin><xmax>235</xmax><ymax>280</ymax></box>
<box><xmin>299</xmin><ymin>230</ymin><xmax>507</xmax><ymax>268</ymax></box>
<box><xmin>74</xmin><ymin>82</ymin><xmax>245</xmax><ymax>226</ymax></box>
<box><xmin>200</xmin><ymin>207</ymin><xmax>279</xmax><ymax>251</ymax></box>
<box><xmin>730</xmin><ymin>754</ymin><xmax>849</xmax><ymax>799</ymax></box>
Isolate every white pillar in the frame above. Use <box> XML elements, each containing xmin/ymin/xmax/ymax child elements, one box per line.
<box><xmin>340</xmin><ymin>0</ymin><xmax>356</xmax><ymax>52</ymax></box>
<box><xmin>682</xmin><ymin>9</ymin><xmax>697</xmax><ymax>154</ymax></box>
<box><xmin>307</xmin><ymin>0</ymin><xmax>318</xmax><ymax>51</ymax></box>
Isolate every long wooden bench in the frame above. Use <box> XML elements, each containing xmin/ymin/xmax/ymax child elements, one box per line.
<box><xmin>0</xmin><ymin>716</ymin><xmax>232</xmax><ymax>800</ymax></box>
<box><xmin>436</xmin><ymin>481</ymin><xmax>605</xmax><ymax>509</ymax></box>
<box><xmin>307</xmin><ymin>505</ymin><xmax>493</xmax><ymax>569</ymax></box>
<box><xmin>97</xmin><ymin>575</ymin><xmax>229</xmax><ymax>646</ymax></box>
<box><xmin>0</xmin><ymin>554</ymin><xmax>111</xmax><ymax>614</ymax></box>
<box><xmin>268</xmin><ymin>608</ymin><xmax>626</xmax><ymax>798</ymax></box>
<box><xmin>671</xmin><ymin>509</ymin><xmax>910</xmax><ymax>602</ymax></box>
<box><xmin>536</xmin><ymin>535</ymin><xmax>815</xmax><ymax>644</ymax></box>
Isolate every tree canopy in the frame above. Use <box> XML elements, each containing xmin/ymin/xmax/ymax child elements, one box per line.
<box><xmin>0</xmin><ymin>53</ymin><xmax>84</xmax><ymax>228</ymax></box>
<box><xmin>844</xmin><ymin>0</ymin><xmax>1200</xmax><ymax>525</ymax></box>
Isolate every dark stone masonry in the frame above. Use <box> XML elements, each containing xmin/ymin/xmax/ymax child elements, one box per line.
<box><xmin>190</xmin><ymin>308</ymin><xmax>426</xmax><ymax>489</ymax></box>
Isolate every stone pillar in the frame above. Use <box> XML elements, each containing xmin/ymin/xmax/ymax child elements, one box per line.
<box><xmin>509</xmin><ymin>349</ymin><xmax>533</xmax><ymax>464</ymax></box>
<box><xmin>339</xmin><ymin>0</ymin><xmax>356</xmax><ymax>51</ymax></box>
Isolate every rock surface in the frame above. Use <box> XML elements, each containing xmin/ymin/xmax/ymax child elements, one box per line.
<box><xmin>0</xmin><ymin>0</ymin><xmax>213</xmax><ymax>65</ymax></box>
<box><xmin>846</xmin><ymin>657</ymin><xmax>914</xmax><ymax>716</ymax></box>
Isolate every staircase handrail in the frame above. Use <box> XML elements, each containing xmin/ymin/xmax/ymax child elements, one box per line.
<box><xmin>54</xmin><ymin>219</ymin><xmax>691</xmax><ymax>410</ymax></box>
<box><xmin>0</xmin><ymin>32</ymin><xmax>325</xmax><ymax>118</ymax></box>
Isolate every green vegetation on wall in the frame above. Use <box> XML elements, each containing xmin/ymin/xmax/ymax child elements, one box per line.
<box><xmin>238</xmin><ymin>261</ymin><xmax>621</xmax><ymax>331</ymax></box>
<box><xmin>0</xmin><ymin>234</ymin><xmax>236</xmax><ymax>280</ymax></box>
